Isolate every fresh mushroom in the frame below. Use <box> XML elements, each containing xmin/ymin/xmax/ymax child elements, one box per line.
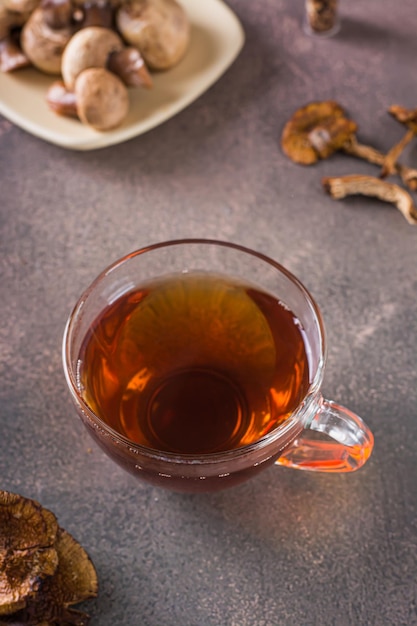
<box><xmin>107</xmin><ymin>45</ymin><xmax>152</xmax><ymax>87</ymax></box>
<box><xmin>61</xmin><ymin>25</ymin><xmax>123</xmax><ymax>90</ymax></box>
<box><xmin>21</xmin><ymin>0</ymin><xmax>74</xmax><ymax>74</ymax></box>
<box><xmin>74</xmin><ymin>67</ymin><xmax>129</xmax><ymax>130</ymax></box>
<box><xmin>0</xmin><ymin>0</ymin><xmax>34</xmax><ymax>71</ymax></box>
<box><xmin>342</xmin><ymin>135</ymin><xmax>417</xmax><ymax>191</ymax></box>
<box><xmin>116</xmin><ymin>0</ymin><xmax>190</xmax><ymax>70</ymax></box>
<box><xmin>61</xmin><ymin>25</ymin><xmax>152</xmax><ymax>90</ymax></box>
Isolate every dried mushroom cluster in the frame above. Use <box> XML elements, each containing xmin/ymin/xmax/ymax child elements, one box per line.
<box><xmin>0</xmin><ymin>0</ymin><xmax>190</xmax><ymax>130</ymax></box>
<box><xmin>0</xmin><ymin>491</ymin><xmax>98</xmax><ymax>625</ymax></box>
<box><xmin>281</xmin><ymin>101</ymin><xmax>417</xmax><ymax>225</ymax></box>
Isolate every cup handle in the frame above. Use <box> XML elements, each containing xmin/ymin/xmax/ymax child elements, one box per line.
<box><xmin>276</xmin><ymin>395</ymin><xmax>374</xmax><ymax>472</ymax></box>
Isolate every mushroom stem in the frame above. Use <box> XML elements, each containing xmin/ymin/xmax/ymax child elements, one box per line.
<box><xmin>322</xmin><ymin>174</ymin><xmax>417</xmax><ymax>225</ymax></box>
<box><xmin>341</xmin><ymin>136</ymin><xmax>417</xmax><ymax>191</ymax></box>
<box><xmin>379</xmin><ymin>105</ymin><xmax>417</xmax><ymax>179</ymax></box>
<box><xmin>0</xmin><ymin>34</ymin><xmax>29</xmax><ymax>71</ymax></box>
<box><xmin>46</xmin><ymin>79</ymin><xmax>78</xmax><ymax>116</ymax></box>
<box><xmin>380</xmin><ymin>128</ymin><xmax>415</xmax><ymax>179</ymax></box>
<box><xmin>107</xmin><ymin>46</ymin><xmax>152</xmax><ymax>88</ymax></box>
<box><xmin>41</xmin><ymin>0</ymin><xmax>73</xmax><ymax>29</ymax></box>
<box><xmin>75</xmin><ymin>0</ymin><xmax>114</xmax><ymax>29</ymax></box>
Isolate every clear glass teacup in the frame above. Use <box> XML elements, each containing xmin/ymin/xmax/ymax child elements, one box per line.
<box><xmin>63</xmin><ymin>239</ymin><xmax>373</xmax><ymax>492</ymax></box>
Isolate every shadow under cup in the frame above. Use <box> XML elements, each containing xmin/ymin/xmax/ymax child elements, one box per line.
<box><xmin>62</xmin><ymin>239</ymin><xmax>373</xmax><ymax>493</ymax></box>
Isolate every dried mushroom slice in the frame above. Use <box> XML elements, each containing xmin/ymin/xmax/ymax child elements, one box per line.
<box><xmin>0</xmin><ymin>492</ymin><xmax>58</xmax><ymax>552</ymax></box>
<box><xmin>43</xmin><ymin>528</ymin><xmax>98</xmax><ymax>607</ymax></box>
<box><xmin>0</xmin><ymin>493</ymin><xmax>98</xmax><ymax>625</ymax></box>
<box><xmin>0</xmin><ymin>546</ymin><xmax>58</xmax><ymax>615</ymax></box>
<box><xmin>281</xmin><ymin>100</ymin><xmax>357</xmax><ymax>164</ymax></box>
<box><xmin>0</xmin><ymin>492</ymin><xmax>59</xmax><ymax>617</ymax></box>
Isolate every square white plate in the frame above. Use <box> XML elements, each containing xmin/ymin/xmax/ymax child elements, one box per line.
<box><xmin>0</xmin><ymin>0</ymin><xmax>244</xmax><ymax>150</ymax></box>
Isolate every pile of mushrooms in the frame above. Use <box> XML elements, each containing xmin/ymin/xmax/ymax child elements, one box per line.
<box><xmin>281</xmin><ymin>100</ymin><xmax>417</xmax><ymax>225</ymax></box>
<box><xmin>0</xmin><ymin>0</ymin><xmax>190</xmax><ymax>130</ymax></box>
<box><xmin>0</xmin><ymin>490</ymin><xmax>98</xmax><ymax>625</ymax></box>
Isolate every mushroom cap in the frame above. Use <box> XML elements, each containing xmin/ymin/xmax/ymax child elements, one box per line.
<box><xmin>107</xmin><ymin>45</ymin><xmax>153</xmax><ymax>88</ymax></box>
<box><xmin>21</xmin><ymin>6</ymin><xmax>73</xmax><ymax>74</ymax></box>
<box><xmin>42</xmin><ymin>527</ymin><xmax>98</xmax><ymax>606</ymax></box>
<box><xmin>61</xmin><ymin>25</ymin><xmax>123</xmax><ymax>90</ymax></box>
<box><xmin>281</xmin><ymin>100</ymin><xmax>358</xmax><ymax>165</ymax></box>
<box><xmin>75</xmin><ymin>66</ymin><xmax>129</xmax><ymax>130</ymax></box>
<box><xmin>0</xmin><ymin>491</ymin><xmax>60</xmax><ymax>616</ymax></box>
<box><xmin>116</xmin><ymin>0</ymin><xmax>190</xmax><ymax>70</ymax></box>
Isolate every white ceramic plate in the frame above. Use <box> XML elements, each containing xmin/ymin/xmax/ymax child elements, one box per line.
<box><xmin>0</xmin><ymin>0</ymin><xmax>244</xmax><ymax>150</ymax></box>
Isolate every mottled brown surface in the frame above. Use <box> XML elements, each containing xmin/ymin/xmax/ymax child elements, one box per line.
<box><xmin>1</xmin><ymin>1</ymin><xmax>417</xmax><ymax>624</ymax></box>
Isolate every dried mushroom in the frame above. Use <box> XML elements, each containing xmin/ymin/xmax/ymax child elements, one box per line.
<box><xmin>281</xmin><ymin>101</ymin><xmax>417</xmax><ymax>190</ymax></box>
<box><xmin>322</xmin><ymin>175</ymin><xmax>417</xmax><ymax>225</ymax></box>
<box><xmin>380</xmin><ymin>105</ymin><xmax>417</xmax><ymax>179</ymax></box>
<box><xmin>0</xmin><ymin>491</ymin><xmax>98</xmax><ymax>625</ymax></box>
<box><xmin>342</xmin><ymin>135</ymin><xmax>417</xmax><ymax>192</ymax></box>
<box><xmin>281</xmin><ymin>100</ymin><xmax>417</xmax><ymax>225</ymax></box>
<box><xmin>281</xmin><ymin>101</ymin><xmax>357</xmax><ymax>165</ymax></box>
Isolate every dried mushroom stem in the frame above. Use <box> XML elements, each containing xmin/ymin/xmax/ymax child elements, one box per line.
<box><xmin>380</xmin><ymin>128</ymin><xmax>415</xmax><ymax>179</ymax></box>
<box><xmin>388</xmin><ymin>105</ymin><xmax>417</xmax><ymax>128</ymax></box>
<box><xmin>380</xmin><ymin>104</ymin><xmax>417</xmax><ymax>179</ymax></box>
<box><xmin>342</xmin><ymin>136</ymin><xmax>417</xmax><ymax>191</ymax></box>
<box><xmin>322</xmin><ymin>174</ymin><xmax>417</xmax><ymax>225</ymax></box>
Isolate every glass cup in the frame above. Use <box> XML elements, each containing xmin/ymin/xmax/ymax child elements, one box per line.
<box><xmin>62</xmin><ymin>239</ymin><xmax>373</xmax><ymax>493</ymax></box>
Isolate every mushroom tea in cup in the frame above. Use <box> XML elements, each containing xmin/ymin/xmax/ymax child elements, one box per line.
<box><xmin>63</xmin><ymin>240</ymin><xmax>373</xmax><ymax>492</ymax></box>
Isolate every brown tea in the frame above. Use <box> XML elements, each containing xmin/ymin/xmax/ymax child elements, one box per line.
<box><xmin>77</xmin><ymin>273</ymin><xmax>310</xmax><ymax>455</ymax></box>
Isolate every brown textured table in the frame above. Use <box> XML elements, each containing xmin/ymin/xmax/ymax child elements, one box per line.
<box><xmin>1</xmin><ymin>1</ymin><xmax>417</xmax><ymax>624</ymax></box>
